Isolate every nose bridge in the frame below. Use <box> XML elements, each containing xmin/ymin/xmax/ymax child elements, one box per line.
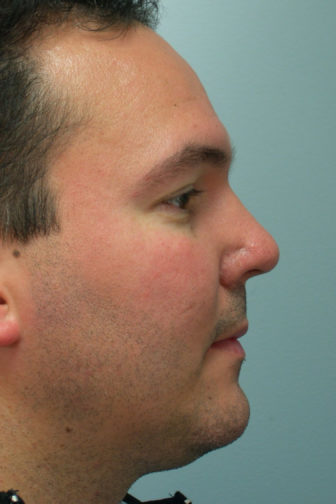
<box><xmin>219</xmin><ymin>193</ymin><xmax>279</xmax><ymax>286</ymax></box>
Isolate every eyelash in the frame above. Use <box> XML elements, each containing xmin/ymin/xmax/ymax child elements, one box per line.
<box><xmin>164</xmin><ymin>188</ymin><xmax>204</xmax><ymax>211</ymax></box>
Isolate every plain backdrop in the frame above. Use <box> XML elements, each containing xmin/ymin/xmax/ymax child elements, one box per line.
<box><xmin>130</xmin><ymin>1</ymin><xmax>336</xmax><ymax>503</ymax></box>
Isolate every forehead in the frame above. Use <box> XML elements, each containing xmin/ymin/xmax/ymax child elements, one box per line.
<box><xmin>41</xmin><ymin>24</ymin><xmax>228</xmax><ymax>191</ymax></box>
<box><xmin>41</xmin><ymin>26</ymin><xmax>207</xmax><ymax>110</ymax></box>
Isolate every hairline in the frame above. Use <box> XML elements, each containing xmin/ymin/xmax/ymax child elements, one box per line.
<box><xmin>1</xmin><ymin>21</ymin><xmax>144</xmax><ymax>245</ymax></box>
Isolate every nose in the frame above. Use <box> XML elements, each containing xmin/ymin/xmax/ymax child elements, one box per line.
<box><xmin>219</xmin><ymin>193</ymin><xmax>280</xmax><ymax>288</ymax></box>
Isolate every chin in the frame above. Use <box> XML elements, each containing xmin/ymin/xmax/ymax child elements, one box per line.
<box><xmin>146</xmin><ymin>387</ymin><xmax>250</xmax><ymax>474</ymax></box>
<box><xmin>185</xmin><ymin>389</ymin><xmax>250</xmax><ymax>463</ymax></box>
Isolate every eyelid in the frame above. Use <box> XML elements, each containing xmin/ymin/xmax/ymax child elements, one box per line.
<box><xmin>166</xmin><ymin>184</ymin><xmax>195</xmax><ymax>201</ymax></box>
<box><xmin>162</xmin><ymin>186</ymin><xmax>204</xmax><ymax>213</ymax></box>
<box><xmin>150</xmin><ymin>183</ymin><xmax>194</xmax><ymax>208</ymax></box>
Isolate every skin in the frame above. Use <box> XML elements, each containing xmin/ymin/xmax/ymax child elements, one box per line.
<box><xmin>0</xmin><ymin>24</ymin><xmax>279</xmax><ymax>504</ymax></box>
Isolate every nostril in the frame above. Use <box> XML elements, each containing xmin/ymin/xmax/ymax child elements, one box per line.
<box><xmin>248</xmin><ymin>269</ymin><xmax>263</xmax><ymax>277</ymax></box>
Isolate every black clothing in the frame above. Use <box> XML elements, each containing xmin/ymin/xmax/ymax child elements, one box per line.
<box><xmin>123</xmin><ymin>492</ymin><xmax>191</xmax><ymax>504</ymax></box>
<box><xmin>0</xmin><ymin>489</ymin><xmax>192</xmax><ymax>504</ymax></box>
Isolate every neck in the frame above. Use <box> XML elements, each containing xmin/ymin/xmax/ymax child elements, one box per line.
<box><xmin>0</xmin><ymin>404</ymin><xmax>137</xmax><ymax>504</ymax></box>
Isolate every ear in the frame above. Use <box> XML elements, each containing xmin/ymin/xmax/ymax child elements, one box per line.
<box><xmin>0</xmin><ymin>293</ymin><xmax>20</xmax><ymax>346</ymax></box>
<box><xmin>0</xmin><ymin>243</ymin><xmax>22</xmax><ymax>347</ymax></box>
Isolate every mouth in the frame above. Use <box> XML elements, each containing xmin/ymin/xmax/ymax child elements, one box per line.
<box><xmin>210</xmin><ymin>322</ymin><xmax>248</xmax><ymax>357</ymax></box>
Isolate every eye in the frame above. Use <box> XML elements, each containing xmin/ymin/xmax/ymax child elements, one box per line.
<box><xmin>164</xmin><ymin>188</ymin><xmax>204</xmax><ymax>211</ymax></box>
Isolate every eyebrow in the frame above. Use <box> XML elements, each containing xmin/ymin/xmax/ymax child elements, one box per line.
<box><xmin>132</xmin><ymin>144</ymin><xmax>234</xmax><ymax>193</ymax></box>
<box><xmin>134</xmin><ymin>144</ymin><xmax>234</xmax><ymax>194</ymax></box>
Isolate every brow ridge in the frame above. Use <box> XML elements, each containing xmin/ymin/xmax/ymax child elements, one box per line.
<box><xmin>137</xmin><ymin>143</ymin><xmax>233</xmax><ymax>193</ymax></box>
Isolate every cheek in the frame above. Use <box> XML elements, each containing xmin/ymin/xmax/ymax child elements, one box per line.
<box><xmin>65</xmin><ymin>216</ymin><xmax>220</xmax><ymax>353</ymax></box>
<box><xmin>116</xmin><ymin>233</ymin><xmax>219</xmax><ymax>337</ymax></box>
<box><xmin>139</xmin><ymin>241</ymin><xmax>205</xmax><ymax>303</ymax></box>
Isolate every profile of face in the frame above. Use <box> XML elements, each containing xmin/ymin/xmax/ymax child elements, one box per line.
<box><xmin>8</xmin><ymin>25</ymin><xmax>279</xmax><ymax>474</ymax></box>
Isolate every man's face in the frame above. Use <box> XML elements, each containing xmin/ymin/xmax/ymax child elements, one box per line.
<box><xmin>17</xmin><ymin>25</ymin><xmax>279</xmax><ymax>472</ymax></box>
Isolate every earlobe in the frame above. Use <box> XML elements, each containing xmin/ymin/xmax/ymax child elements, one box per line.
<box><xmin>0</xmin><ymin>297</ymin><xmax>20</xmax><ymax>347</ymax></box>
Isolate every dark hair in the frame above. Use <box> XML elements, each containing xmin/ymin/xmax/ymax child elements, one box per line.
<box><xmin>0</xmin><ymin>1</ymin><xmax>159</xmax><ymax>243</ymax></box>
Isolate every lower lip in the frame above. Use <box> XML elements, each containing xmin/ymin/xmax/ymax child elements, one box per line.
<box><xmin>210</xmin><ymin>338</ymin><xmax>246</xmax><ymax>358</ymax></box>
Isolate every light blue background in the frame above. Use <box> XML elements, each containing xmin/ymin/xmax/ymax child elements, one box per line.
<box><xmin>131</xmin><ymin>1</ymin><xmax>336</xmax><ymax>503</ymax></box>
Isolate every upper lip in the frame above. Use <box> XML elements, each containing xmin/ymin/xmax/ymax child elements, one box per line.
<box><xmin>213</xmin><ymin>321</ymin><xmax>249</xmax><ymax>344</ymax></box>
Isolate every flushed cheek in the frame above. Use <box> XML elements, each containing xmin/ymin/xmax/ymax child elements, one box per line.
<box><xmin>71</xmin><ymin>224</ymin><xmax>218</xmax><ymax>346</ymax></box>
<box><xmin>126</xmin><ymin>236</ymin><xmax>218</xmax><ymax>337</ymax></box>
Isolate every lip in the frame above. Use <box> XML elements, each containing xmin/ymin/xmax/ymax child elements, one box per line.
<box><xmin>213</xmin><ymin>322</ymin><xmax>249</xmax><ymax>344</ymax></box>
<box><xmin>209</xmin><ymin>322</ymin><xmax>248</xmax><ymax>357</ymax></box>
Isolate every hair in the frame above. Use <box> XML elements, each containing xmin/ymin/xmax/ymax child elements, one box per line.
<box><xmin>0</xmin><ymin>0</ymin><xmax>160</xmax><ymax>244</ymax></box>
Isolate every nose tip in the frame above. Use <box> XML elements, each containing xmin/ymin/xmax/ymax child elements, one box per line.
<box><xmin>244</xmin><ymin>229</ymin><xmax>280</xmax><ymax>280</ymax></box>
<box><xmin>264</xmin><ymin>233</ymin><xmax>280</xmax><ymax>272</ymax></box>
<box><xmin>219</xmin><ymin>196</ymin><xmax>280</xmax><ymax>287</ymax></box>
